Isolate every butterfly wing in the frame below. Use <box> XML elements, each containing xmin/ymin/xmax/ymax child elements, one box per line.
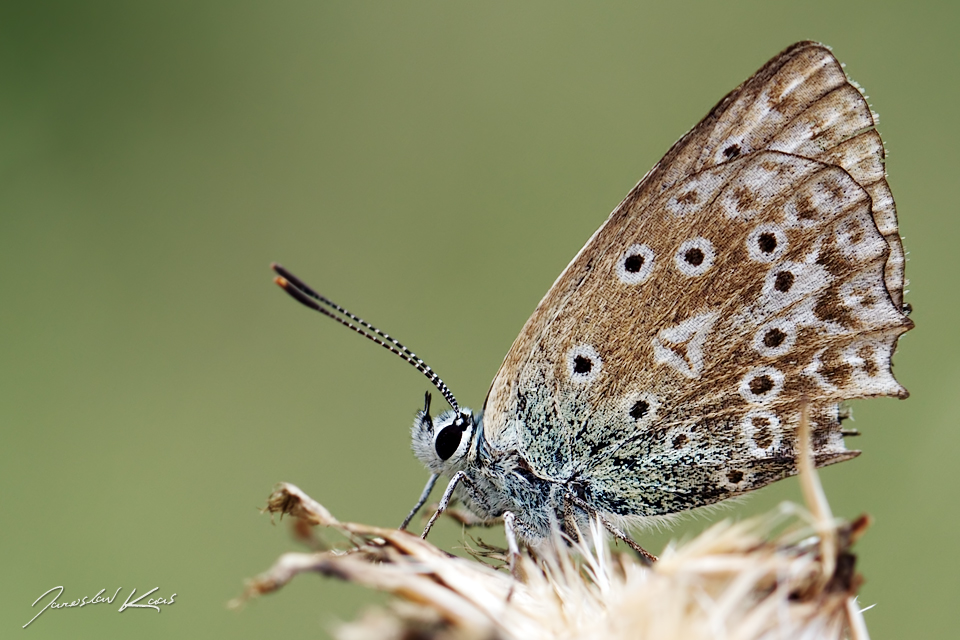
<box><xmin>481</xmin><ymin>42</ymin><xmax>913</xmax><ymax>516</ymax></box>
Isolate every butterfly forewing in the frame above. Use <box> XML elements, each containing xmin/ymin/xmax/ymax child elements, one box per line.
<box><xmin>482</xmin><ymin>42</ymin><xmax>912</xmax><ymax>517</ymax></box>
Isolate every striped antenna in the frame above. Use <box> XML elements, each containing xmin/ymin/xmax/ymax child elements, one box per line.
<box><xmin>271</xmin><ymin>263</ymin><xmax>460</xmax><ymax>412</ymax></box>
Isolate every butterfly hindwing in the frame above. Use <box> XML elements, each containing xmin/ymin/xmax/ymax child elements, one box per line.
<box><xmin>481</xmin><ymin>42</ymin><xmax>912</xmax><ymax>517</ymax></box>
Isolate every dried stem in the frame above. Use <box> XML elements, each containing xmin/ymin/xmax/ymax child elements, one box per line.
<box><xmin>235</xmin><ymin>413</ymin><xmax>872</xmax><ymax>639</ymax></box>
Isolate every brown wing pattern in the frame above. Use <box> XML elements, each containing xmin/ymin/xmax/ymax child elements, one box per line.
<box><xmin>481</xmin><ymin>42</ymin><xmax>912</xmax><ymax>515</ymax></box>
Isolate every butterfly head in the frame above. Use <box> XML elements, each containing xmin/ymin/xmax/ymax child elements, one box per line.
<box><xmin>412</xmin><ymin>392</ymin><xmax>477</xmax><ymax>474</ymax></box>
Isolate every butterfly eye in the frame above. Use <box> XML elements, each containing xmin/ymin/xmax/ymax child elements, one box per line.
<box><xmin>435</xmin><ymin>424</ymin><xmax>464</xmax><ymax>460</ymax></box>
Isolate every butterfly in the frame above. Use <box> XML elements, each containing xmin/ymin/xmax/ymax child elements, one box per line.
<box><xmin>273</xmin><ymin>41</ymin><xmax>913</xmax><ymax>563</ymax></box>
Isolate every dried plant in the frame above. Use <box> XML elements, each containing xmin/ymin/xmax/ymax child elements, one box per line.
<box><xmin>234</xmin><ymin>412</ymin><xmax>872</xmax><ymax>640</ymax></box>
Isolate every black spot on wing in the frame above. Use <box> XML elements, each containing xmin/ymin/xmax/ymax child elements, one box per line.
<box><xmin>774</xmin><ymin>271</ymin><xmax>795</xmax><ymax>292</ymax></box>
<box><xmin>624</xmin><ymin>254</ymin><xmax>644</xmax><ymax>273</ymax></box>
<box><xmin>723</xmin><ymin>144</ymin><xmax>741</xmax><ymax>159</ymax></box>
<box><xmin>573</xmin><ymin>355</ymin><xmax>592</xmax><ymax>374</ymax></box>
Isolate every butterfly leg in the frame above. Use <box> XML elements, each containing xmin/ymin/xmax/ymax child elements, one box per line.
<box><xmin>421</xmin><ymin>471</ymin><xmax>473</xmax><ymax>539</ymax></box>
<box><xmin>564</xmin><ymin>493</ymin><xmax>657</xmax><ymax>566</ymax></box>
<box><xmin>399</xmin><ymin>473</ymin><xmax>440</xmax><ymax>531</ymax></box>
<box><xmin>502</xmin><ymin>511</ymin><xmax>522</xmax><ymax>579</ymax></box>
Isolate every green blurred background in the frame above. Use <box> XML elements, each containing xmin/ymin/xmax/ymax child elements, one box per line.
<box><xmin>2</xmin><ymin>1</ymin><xmax>956</xmax><ymax>637</ymax></box>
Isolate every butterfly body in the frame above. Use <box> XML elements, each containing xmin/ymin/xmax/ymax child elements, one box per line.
<box><xmin>412</xmin><ymin>406</ymin><xmax>592</xmax><ymax>540</ymax></box>
<box><xmin>409</xmin><ymin>41</ymin><xmax>911</xmax><ymax>543</ymax></box>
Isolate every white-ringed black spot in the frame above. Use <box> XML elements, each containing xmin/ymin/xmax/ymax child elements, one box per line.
<box><xmin>674</xmin><ymin>237</ymin><xmax>715</xmax><ymax>276</ymax></box>
<box><xmin>761</xmin><ymin>260</ymin><xmax>829</xmax><ymax>305</ymax></box>
<box><xmin>616</xmin><ymin>244</ymin><xmax>655</xmax><ymax>285</ymax></box>
<box><xmin>624</xmin><ymin>392</ymin><xmax>660</xmax><ymax>424</ymax></box>
<box><xmin>751</xmin><ymin>320</ymin><xmax>796</xmax><ymax>358</ymax></box>
<box><xmin>567</xmin><ymin>344</ymin><xmax>602</xmax><ymax>383</ymax></box>
<box><xmin>746</xmin><ymin>225</ymin><xmax>787</xmax><ymax>262</ymax></box>
<box><xmin>739</xmin><ymin>366</ymin><xmax>784</xmax><ymax>403</ymax></box>
<box><xmin>723</xmin><ymin>144</ymin><xmax>741</xmax><ymax>159</ymax></box>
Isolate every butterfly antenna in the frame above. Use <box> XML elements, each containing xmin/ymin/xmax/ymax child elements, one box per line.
<box><xmin>271</xmin><ymin>263</ymin><xmax>460</xmax><ymax>412</ymax></box>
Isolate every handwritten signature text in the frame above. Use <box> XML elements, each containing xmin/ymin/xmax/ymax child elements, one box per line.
<box><xmin>23</xmin><ymin>586</ymin><xmax>176</xmax><ymax>628</ymax></box>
